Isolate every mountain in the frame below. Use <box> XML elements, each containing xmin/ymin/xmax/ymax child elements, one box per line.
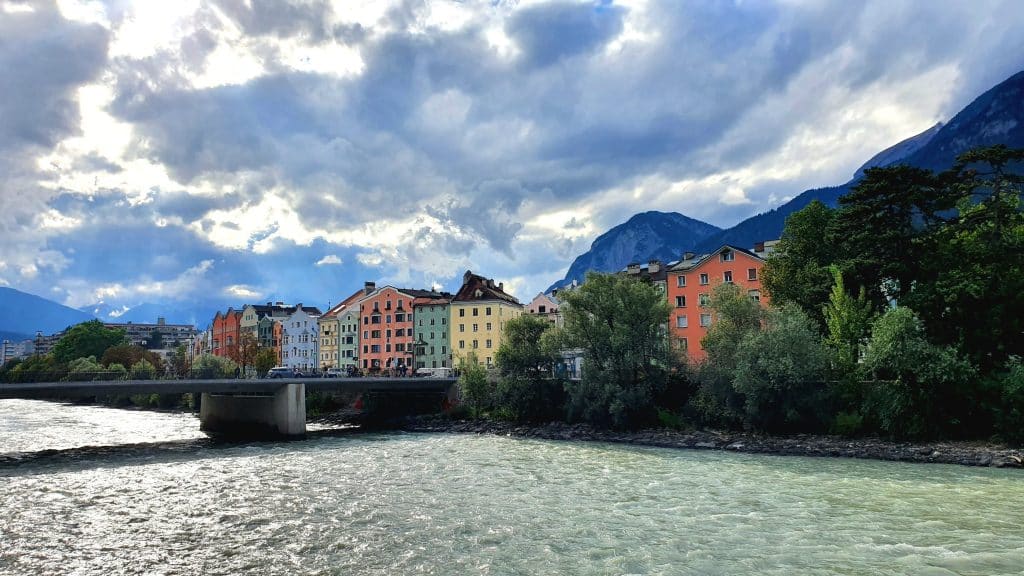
<box><xmin>0</xmin><ymin>287</ymin><xmax>95</xmax><ymax>335</ymax></box>
<box><xmin>82</xmin><ymin>301</ymin><xmax>205</xmax><ymax>326</ymax></box>
<box><xmin>0</xmin><ymin>330</ymin><xmax>32</xmax><ymax>343</ymax></box>
<box><xmin>546</xmin><ymin>211</ymin><xmax>721</xmax><ymax>292</ymax></box>
<box><xmin>696</xmin><ymin>69</ymin><xmax>1024</xmax><ymax>252</ymax></box>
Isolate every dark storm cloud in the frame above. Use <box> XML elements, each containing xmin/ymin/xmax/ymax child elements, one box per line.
<box><xmin>505</xmin><ymin>0</ymin><xmax>625</xmax><ymax>68</ymax></box>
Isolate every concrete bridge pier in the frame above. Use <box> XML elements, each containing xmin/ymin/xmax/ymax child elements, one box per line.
<box><xmin>199</xmin><ymin>383</ymin><xmax>306</xmax><ymax>438</ymax></box>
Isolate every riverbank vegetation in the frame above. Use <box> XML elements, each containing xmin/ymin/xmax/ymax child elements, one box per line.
<box><xmin>460</xmin><ymin>145</ymin><xmax>1024</xmax><ymax>445</ymax></box>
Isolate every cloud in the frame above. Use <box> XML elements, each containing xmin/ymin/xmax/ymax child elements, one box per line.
<box><xmin>315</xmin><ymin>254</ymin><xmax>342</xmax><ymax>266</ymax></box>
<box><xmin>2</xmin><ymin>0</ymin><xmax>1024</xmax><ymax>315</ymax></box>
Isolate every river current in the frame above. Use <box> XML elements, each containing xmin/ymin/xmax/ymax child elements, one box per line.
<box><xmin>1</xmin><ymin>400</ymin><xmax>1022</xmax><ymax>576</ymax></box>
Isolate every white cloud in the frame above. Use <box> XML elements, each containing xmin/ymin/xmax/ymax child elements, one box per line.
<box><xmin>315</xmin><ymin>254</ymin><xmax>342</xmax><ymax>266</ymax></box>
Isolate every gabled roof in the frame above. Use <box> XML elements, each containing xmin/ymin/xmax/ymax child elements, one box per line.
<box><xmin>667</xmin><ymin>245</ymin><xmax>765</xmax><ymax>273</ymax></box>
<box><xmin>452</xmin><ymin>270</ymin><xmax>521</xmax><ymax>305</ymax></box>
<box><xmin>321</xmin><ymin>289</ymin><xmax>366</xmax><ymax>318</ymax></box>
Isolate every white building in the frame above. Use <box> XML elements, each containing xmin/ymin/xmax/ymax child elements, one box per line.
<box><xmin>281</xmin><ymin>304</ymin><xmax>322</xmax><ymax>373</ymax></box>
<box><xmin>1</xmin><ymin>339</ymin><xmax>35</xmax><ymax>365</ymax></box>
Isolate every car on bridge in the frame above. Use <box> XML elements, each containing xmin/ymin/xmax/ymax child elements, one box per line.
<box><xmin>324</xmin><ymin>367</ymin><xmax>346</xmax><ymax>378</ymax></box>
<box><xmin>266</xmin><ymin>367</ymin><xmax>295</xmax><ymax>379</ymax></box>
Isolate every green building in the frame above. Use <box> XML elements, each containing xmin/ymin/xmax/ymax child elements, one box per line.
<box><xmin>412</xmin><ymin>295</ymin><xmax>453</xmax><ymax>370</ymax></box>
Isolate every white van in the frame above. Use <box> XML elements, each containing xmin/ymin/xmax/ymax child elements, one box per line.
<box><xmin>414</xmin><ymin>367</ymin><xmax>453</xmax><ymax>378</ymax></box>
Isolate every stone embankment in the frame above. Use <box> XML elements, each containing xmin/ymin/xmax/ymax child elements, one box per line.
<box><xmin>400</xmin><ymin>416</ymin><xmax>1024</xmax><ymax>469</ymax></box>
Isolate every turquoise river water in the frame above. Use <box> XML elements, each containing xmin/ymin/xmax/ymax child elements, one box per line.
<box><xmin>1</xmin><ymin>399</ymin><xmax>1022</xmax><ymax>575</ymax></box>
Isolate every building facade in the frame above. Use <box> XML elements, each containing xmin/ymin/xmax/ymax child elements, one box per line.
<box><xmin>103</xmin><ymin>318</ymin><xmax>197</xmax><ymax>350</ymax></box>
<box><xmin>357</xmin><ymin>286</ymin><xmax>419</xmax><ymax>373</ymax></box>
<box><xmin>316</xmin><ymin>290</ymin><xmax>365</xmax><ymax>371</ymax></box>
<box><xmin>666</xmin><ymin>245</ymin><xmax>768</xmax><ymax>362</ymax></box>
<box><xmin>525</xmin><ymin>292</ymin><xmax>562</xmax><ymax>326</ymax></box>
<box><xmin>211</xmin><ymin>309</ymin><xmax>242</xmax><ymax>359</ymax></box>
<box><xmin>450</xmin><ymin>270</ymin><xmax>523</xmax><ymax>368</ymax></box>
<box><xmin>240</xmin><ymin>302</ymin><xmax>296</xmax><ymax>348</ymax></box>
<box><xmin>412</xmin><ymin>294</ymin><xmax>453</xmax><ymax>370</ymax></box>
<box><xmin>281</xmin><ymin>304</ymin><xmax>322</xmax><ymax>373</ymax></box>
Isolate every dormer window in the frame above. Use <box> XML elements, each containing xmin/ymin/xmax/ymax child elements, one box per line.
<box><xmin>721</xmin><ymin>250</ymin><xmax>735</xmax><ymax>262</ymax></box>
<box><xmin>474</xmin><ymin>289</ymin><xmax>483</xmax><ymax>298</ymax></box>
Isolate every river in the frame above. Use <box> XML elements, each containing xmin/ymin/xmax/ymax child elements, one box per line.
<box><xmin>1</xmin><ymin>400</ymin><xmax>1022</xmax><ymax>575</ymax></box>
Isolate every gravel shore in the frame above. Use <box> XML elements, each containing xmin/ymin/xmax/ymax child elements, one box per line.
<box><xmin>394</xmin><ymin>415</ymin><xmax>1024</xmax><ymax>469</ymax></box>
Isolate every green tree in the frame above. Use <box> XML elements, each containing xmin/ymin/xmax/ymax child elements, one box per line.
<box><xmin>51</xmin><ymin>320</ymin><xmax>127</xmax><ymax>365</ymax></box>
<box><xmin>494</xmin><ymin>314</ymin><xmax>564</xmax><ymax>422</ymax></box>
<box><xmin>144</xmin><ymin>330</ymin><xmax>164</xmax><ymax>350</ymax></box>
<box><xmin>731</xmin><ymin>305</ymin><xmax>830</xmax><ymax>432</ymax></box>
<box><xmin>761</xmin><ymin>200</ymin><xmax>838</xmax><ymax>328</ymax></box>
<box><xmin>255</xmin><ymin>348</ymin><xmax>278</xmax><ymax>377</ymax></box>
<box><xmin>192</xmin><ymin>354</ymin><xmax>238</xmax><ymax>379</ymax></box>
<box><xmin>130</xmin><ymin>359</ymin><xmax>157</xmax><ymax>380</ymax></box>
<box><xmin>67</xmin><ymin>356</ymin><xmax>106</xmax><ymax>381</ymax></box>
<box><xmin>822</xmin><ymin>265</ymin><xmax>874</xmax><ymax>372</ymax></box>
<box><xmin>559</xmin><ymin>273</ymin><xmax>673</xmax><ymax>428</ymax></box>
<box><xmin>169</xmin><ymin>344</ymin><xmax>190</xmax><ymax>377</ymax></box>
<box><xmin>910</xmin><ymin>145</ymin><xmax>1024</xmax><ymax>369</ymax></box>
<box><xmin>101</xmin><ymin>345</ymin><xmax>165</xmax><ymax>374</ymax></box>
<box><xmin>833</xmin><ymin>165</ymin><xmax>955</xmax><ymax>307</ymax></box>
<box><xmin>457</xmin><ymin>352</ymin><xmax>491</xmax><ymax>418</ymax></box>
<box><xmin>860</xmin><ymin>307</ymin><xmax>976</xmax><ymax>438</ymax></box>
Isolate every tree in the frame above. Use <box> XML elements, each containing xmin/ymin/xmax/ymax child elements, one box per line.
<box><xmin>832</xmin><ymin>165</ymin><xmax>956</xmax><ymax>308</ymax></box>
<box><xmin>101</xmin><ymin>345</ymin><xmax>165</xmax><ymax>374</ymax></box>
<box><xmin>130</xmin><ymin>359</ymin><xmax>157</xmax><ymax>380</ymax></box>
<box><xmin>192</xmin><ymin>354</ymin><xmax>239</xmax><ymax>379</ymax></box>
<box><xmin>67</xmin><ymin>356</ymin><xmax>106</xmax><ymax>381</ymax></box>
<box><xmin>169</xmin><ymin>344</ymin><xmax>190</xmax><ymax>377</ymax></box>
<box><xmin>731</xmin><ymin>305</ymin><xmax>830</xmax><ymax>432</ymax></box>
<box><xmin>494</xmin><ymin>314</ymin><xmax>564</xmax><ymax>422</ymax></box>
<box><xmin>910</xmin><ymin>145</ymin><xmax>1024</xmax><ymax>369</ymax></box>
<box><xmin>559</xmin><ymin>273</ymin><xmax>673</xmax><ymax>428</ymax></box>
<box><xmin>457</xmin><ymin>352</ymin><xmax>491</xmax><ymax>418</ymax></box>
<box><xmin>51</xmin><ymin>320</ymin><xmax>127</xmax><ymax>365</ymax></box>
<box><xmin>255</xmin><ymin>348</ymin><xmax>278</xmax><ymax>377</ymax></box>
<box><xmin>761</xmin><ymin>200</ymin><xmax>838</xmax><ymax>328</ymax></box>
<box><xmin>860</xmin><ymin>307</ymin><xmax>976</xmax><ymax>439</ymax></box>
<box><xmin>144</xmin><ymin>330</ymin><xmax>164</xmax><ymax>350</ymax></box>
<box><xmin>234</xmin><ymin>332</ymin><xmax>260</xmax><ymax>376</ymax></box>
<box><xmin>822</xmin><ymin>265</ymin><xmax>874</xmax><ymax>372</ymax></box>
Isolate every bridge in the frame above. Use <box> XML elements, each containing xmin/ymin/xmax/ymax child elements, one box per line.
<box><xmin>0</xmin><ymin>377</ymin><xmax>458</xmax><ymax>438</ymax></box>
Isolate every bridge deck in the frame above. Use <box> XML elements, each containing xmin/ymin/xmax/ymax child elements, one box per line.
<box><xmin>0</xmin><ymin>377</ymin><xmax>457</xmax><ymax>399</ymax></box>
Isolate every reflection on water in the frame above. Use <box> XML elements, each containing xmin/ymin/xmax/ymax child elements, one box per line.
<box><xmin>1</xmin><ymin>399</ymin><xmax>1022</xmax><ymax>575</ymax></box>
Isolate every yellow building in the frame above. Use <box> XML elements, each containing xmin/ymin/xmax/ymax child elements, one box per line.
<box><xmin>450</xmin><ymin>270</ymin><xmax>524</xmax><ymax>369</ymax></box>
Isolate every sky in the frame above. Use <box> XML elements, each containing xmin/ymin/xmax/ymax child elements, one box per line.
<box><xmin>2</xmin><ymin>0</ymin><xmax>1024</xmax><ymax>326</ymax></box>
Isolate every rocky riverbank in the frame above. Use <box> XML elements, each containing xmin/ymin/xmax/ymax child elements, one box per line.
<box><xmin>398</xmin><ymin>415</ymin><xmax>1024</xmax><ymax>469</ymax></box>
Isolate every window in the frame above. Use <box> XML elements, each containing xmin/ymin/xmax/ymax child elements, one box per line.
<box><xmin>472</xmin><ymin>308</ymin><xmax>479</xmax><ymax>316</ymax></box>
<box><xmin>721</xmin><ymin>250</ymin><xmax>734</xmax><ymax>262</ymax></box>
<box><xmin>486</xmin><ymin>307</ymin><xmax>492</xmax><ymax>316</ymax></box>
<box><xmin>699</xmin><ymin>293</ymin><xmax>710</xmax><ymax>307</ymax></box>
<box><xmin>371</xmin><ymin>344</ymin><xmax>381</xmax><ymax>353</ymax></box>
<box><xmin>486</xmin><ymin>322</ymin><xmax>492</xmax><ymax>331</ymax></box>
<box><xmin>699</xmin><ymin>273</ymin><xmax>709</xmax><ymax>285</ymax></box>
<box><xmin>395</xmin><ymin>329</ymin><xmax>404</xmax><ymax>337</ymax></box>
<box><xmin>486</xmin><ymin>339</ymin><xmax>492</xmax><ymax>349</ymax></box>
<box><xmin>430</xmin><ymin>318</ymin><xmax>435</xmax><ymax>325</ymax></box>
<box><xmin>459</xmin><ymin>340</ymin><xmax>465</xmax><ymax>349</ymax></box>
<box><xmin>396</xmin><ymin>313</ymin><xmax>405</xmax><ymax>322</ymax></box>
<box><xmin>539</xmin><ymin>305</ymin><xmax>546</xmax><ymax>313</ymax></box>
<box><xmin>363</xmin><ymin>345</ymin><xmax>368</xmax><ymax>353</ymax></box>
<box><xmin>386</xmin><ymin>315</ymin><xmax>391</xmax><ymax>324</ymax></box>
<box><xmin>724</xmin><ymin>271</ymin><xmax>733</xmax><ymax>283</ymax></box>
<box><xmin>459</xmin><ymin>324</ymin><xmax>465</xmax><ymax>333</ymax></box>
<box><xmin>473</xmin><ymin>324</ymin><xmax>478</xmax><ymax>332</ymax></box>
<box><xmin>472</xmin><ymin>340</ymin><xmax>479</xmax><ymax>349</ymax></box>
<box><xmin>441</xmin><ymin>346</ymin><xmax>446</xmax><ymax>354</ymax></box>
<box><xmin>430</xmin><ymin>331</ymin><xmax>435</xmax><ymax>340</ymax></box>
<box><xmin>700</xmin><ymin>313</ymin><xmax>712</xmax><ymax>327</ymax></box>
<box><xmin>459</xmin><ymin>309</ymin><xmax>465</xmax><ymax>317</ymax></box>
<box><xmin>371</xmin><ymin>330</ymin><xmax>381</xmax><ymax>339</ymax></box>
<box><xmin>676</xmin><ymin>315</ymin><xmax>688</xmax><ymax>328</ymax></box>
<box><xmin>677</xmin><ymin>275</ymin><xmax>686</xmax><ymax>287</ymax></box>
<box><xmin>363</xmin><ymin>316</ymin><xmax>368</xmax><ymax>325</ymax></box>
<box><xmin>748</xmin><ymin>268</ymin><xmax>757</xmax><ymax>281</ymax></box>
<box><xmin>419</xmin><ymin>319</ymin><xmax>423</xmax><ymax>326</ymax></box>
<box><xmin>386</xmin><ymin>300</ymin><xmax>392</xmax><ymax>310</ymax></box>
<box><xmin>385</xmin><ymin>344</ymin><xmax>391</xmax><ymax>352</ymax></box>
<box><xmin>441</xmin><ymin>317</ymin><xmax>446</xmax><ymax>325</ymax></box>
<box><xmin>675</xmin><ymin>296</ymin><xmax>686</xmax><ymax>308</ymax></box>
<box><xmin>396</xmin><ymin>344</ymin><xmax>404</xmax><ymax>352</ymax></box>
<box><xmin>748</xmin><ymin>289</ymin><xmax>761</xmax><ymax>302</ymax></box>
<box><xmin>679</xmin><ymin>338</ymin><xmax>688</xmax><ymax>351</ymax></box>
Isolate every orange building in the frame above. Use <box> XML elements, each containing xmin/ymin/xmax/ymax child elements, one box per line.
<box><xmin>272</xmin><ymin>319</ymin><xmax>284</xmax><ymax>364</ymax></box>
<box><xmin>211</xmin><ymin>308</ymin><xmax>242</xmax><ymax>359</ymax></box>
<box><xmin>666</xmin><ymin>245</ymin><xmax>768</xmax><ymax>363</ymax></box>
<box><xmin>357</xmin><ymin>286</ymin><xmax>447</xmax><ymax>373</ymax></box>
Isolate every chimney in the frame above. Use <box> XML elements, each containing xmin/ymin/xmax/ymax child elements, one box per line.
<box><xmin>754</xmin><ymin>242</ymin><xmax>765</xmax><ymax>253</ymax></box>
<box><xmin>683</xmin><ymin>252</ymin><xmax>695</xmax><ymax>261</ymax></box>
<box><xmin>499</xmin><ymin>282</ymin><xmax>504</xmax><ymax>292</ymax></box>
<box><xmin>647</xmin><ymin>260</ymin><xmax>661</xmax><ymax>274</ymax></box>
<box><xmin>463</xmin><ymin>270</ymin><xmax>473</xmax><ymax>284</ymax></box>
<box><xmin>627</xmin><ymin>263</ymin><xmax>641</xmax><ymax>274</ymax></box>
<box><xmin>364</xmin><ymin>281</ymin><xmax>376</xmax><ymax>295</ymax></box>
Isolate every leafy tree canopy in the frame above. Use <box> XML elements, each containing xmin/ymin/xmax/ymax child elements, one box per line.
<box><xmin>51</xmin><ymin>320</ymin><xmax>127</xmax><ymax>365</ymax></box>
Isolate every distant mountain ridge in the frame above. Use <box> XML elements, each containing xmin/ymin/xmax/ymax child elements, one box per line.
<box><xmin>82</xmin><ymin>301</ymin><xmax>204</xmax><ymax>326</ymax></box>
<box><xmin>547</xmin><ymin>211</ymin><xmax>721</xmax><ymax>292</ymax></box>
<box><xmin>0</xmin><ymin>287</ymin><xmax>95</xmax><ymax>335</ymax></box>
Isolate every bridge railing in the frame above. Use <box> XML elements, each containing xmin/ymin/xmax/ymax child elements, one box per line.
<box><xmin>0</xmin><ymin>367</ymin><xmax>234</xmax><ymax>384</ymax></box>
